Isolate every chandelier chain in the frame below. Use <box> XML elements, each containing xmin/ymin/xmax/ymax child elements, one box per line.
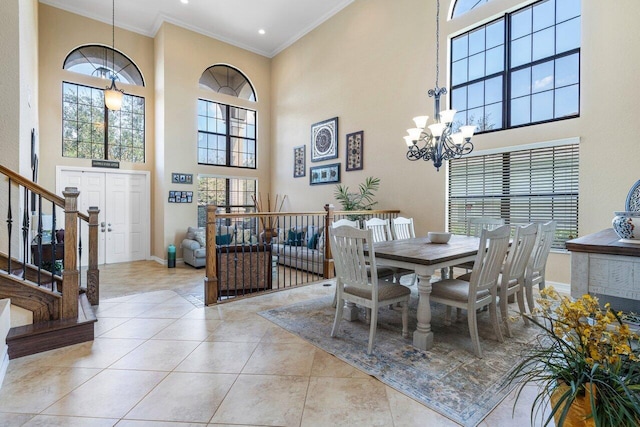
<box><xmin>111</xmin><ymin>0</ymin><xmax>115</xmax><ymax>76</ymax></box>
<box><xmin>435</xmin><ymin>0</ymin><xmax>440</xmax><ymax>88</ymax></box>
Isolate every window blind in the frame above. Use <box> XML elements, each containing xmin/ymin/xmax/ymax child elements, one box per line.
<box><xmin>448</xmin><ymin>143</ymin><xmax>579</xmax><ymax>249</ymax></box>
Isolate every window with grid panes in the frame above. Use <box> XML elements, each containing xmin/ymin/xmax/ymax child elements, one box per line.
<box><xmin>448</xmin><ymin>141</ymin><xmax>579</xmax><ymax>249</ymax></box>
<box><xmin>197</xmin><ymin>100</ymin><xmax>256</xmax><ymax>169</ymax></box>
<box><xmin>197</xmin><ymin>176</ymin><xmax>257</xmax><ymax>228</ymax></box>
<box><xmin>450</xmin><ymin>0</ymin><xmax>580</xmax><ymax>133</ymax></box>
<box><xmin>62</xmin><ymin>82</ymin><xmax>145</xmax><ymax>163</ymax></box>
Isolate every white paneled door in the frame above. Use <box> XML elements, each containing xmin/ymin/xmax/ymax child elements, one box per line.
<box><xmin>57</xmin><ymin>167</ymin><xmax>149</xmax><ymax>265</ymax></box>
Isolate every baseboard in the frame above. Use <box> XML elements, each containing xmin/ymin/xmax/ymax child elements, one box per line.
<box><xmin>150</xmin><ymin>256</ymin><xmax>184</xmax><ymax>266</ymax></box>
<box><xmin>0</xmin><ymin>352</ymin><xmax>8</xmax><ymax>390</ymax></box>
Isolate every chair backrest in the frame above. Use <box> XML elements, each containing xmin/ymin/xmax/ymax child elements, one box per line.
<box><xmin>502</xmin><ymin>223</ymin><xmax>538</xmax><ymax>283</ymax></box>
<box><xmin>528</xmin><ymin>221</ymin><xmax>557</xmax><ymax>274</ymax></box>
<box><xmin>467</xmin><ymin>217</ymin><xmax>505</xmax><ymax>237</ymax></box>
<box><xmin>364</xmin><ymin>218</ymin><xmax>392</xmax><ymax>243</ymax></box>
<box><xmin>392</xmin><ymin>217</ymin><xmax>415</xmax><ymax>240</ymax></box>
<box><xmin>332</xmin><ymin>218</ymin><xmax>360</xmax><ymax>229</ymax></box>
<box><xmin>468</xmin><ymin>225</ymin><xmax>511</xmax><ymax>293</ymax></box>
<box><xmin>329</xmin><ymin>225</ymin><xmax>379</xmax><ymax>297</ymax></box>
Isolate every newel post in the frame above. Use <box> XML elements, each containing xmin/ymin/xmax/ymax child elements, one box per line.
<box><xmin>61</xmin><ymin>187</ymin><xmax>79</xmax><ymax>320</ymax></box>
<box><xmin>86</xmin><ymin>206</ymin><xmax>100</xmax><ymax>305</ymax></box>
<box><xmin>323</xmin><ymin>204</ymin><xmax>335</xmax><ymax>279</ymax></box>
<box><xmin>204</xmin><ymin>205</ymin><xmax>219</xmax><ymax>305</ymax></box>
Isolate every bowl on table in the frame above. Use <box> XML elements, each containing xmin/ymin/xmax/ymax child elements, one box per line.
<box><xmin>427</xmin><ymin>232</ymin><xmax>451</xmax><ymax>244</ymax></box>
<box><xmin>612</xmin><ymin>211</ymin><xmax>640</xmax><ymax>242</ymax></box>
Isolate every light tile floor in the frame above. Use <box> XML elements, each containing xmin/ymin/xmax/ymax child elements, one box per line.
<box><xmin>0</xmin><ymin>261</ymin><xmax>553</xmax><ymax>426</ymax></box>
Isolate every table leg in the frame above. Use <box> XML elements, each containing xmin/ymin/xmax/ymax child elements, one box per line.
<box><xmin>413</xmin><ymin>271</ymin><xmax>434</xmax><ymax>350</ymax></box>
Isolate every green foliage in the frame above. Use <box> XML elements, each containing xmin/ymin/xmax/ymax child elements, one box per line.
<box><xmin>334</xmin><ymin>176</ymin><xmax>380</xmax><ymax>211</ymax></box>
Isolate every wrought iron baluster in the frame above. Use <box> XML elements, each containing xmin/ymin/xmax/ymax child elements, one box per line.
<box><xmin>22</xmin><ymin>186</ymin><xmax>29</xmax><ymax>280</ymax></box>
<box><xmin>6</xmin><ymin>179</ymin><xmax>12</xmax><ymax>274</ymax></box>
<box><xmin>51</xmin><ymin>203</ymin><xmax>58</xmax><ymax>293</ymax></box>
<box><xmin>78</xmin><ymin>217</ymin><xmax>82</xmax><ymax>288</ymax></box>
<box><xmin>36</xmin><ymin>195</ymin><xmax>43</xmax><ymax>286</ymax></box>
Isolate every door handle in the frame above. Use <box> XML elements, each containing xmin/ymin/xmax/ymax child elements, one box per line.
<box><xmin>101</xmin><ymin>228</ymin><xmax>106</xmax><ymax>232</ymax></box>
<box><xmin>101</xmin><ymin>222</ymin><xmax>106</xmax><ymax>227</ymax></box>
<box><xmin>107</xmin><ymin>228</ymin><xmax>112</xmax><ymax>232</ymax></box>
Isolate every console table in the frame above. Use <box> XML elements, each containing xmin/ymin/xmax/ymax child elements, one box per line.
<box><xmin>566</xmin><ymin>228</ymin><xmax>640</xmax><ymax>312</ymax></box>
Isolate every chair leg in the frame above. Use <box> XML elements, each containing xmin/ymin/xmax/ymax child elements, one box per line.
<box><xmin>489</xmin><ymin>299</ymin><xmax>504</xmax><ymax>343</ymax></box>
<box><xmin>500</xmin><ymin>293</ymin><xmax>512</xmax><ymax>338</ymax></box>
<box><xmin>331</xmin><ymin>296</ymin><xmax>344</xmax><ymax>338</ymax></box>
<box><xmin>516</xmin><ymin>289</ymin><xmax>529</xmax><ymax>325</ymax></box>
<box><xmin>525</xmin><ymin>283</ymin><xmax>535</xmax><ymax>314</ymax></box>
<box><xmin>331</xmin><ymin>289</ymin><xmax>337</xmax><ymax>308</ymax></box>
<box><xmin>401</xmin><ymin>300</ymin><xmax>409</xmax><ymax>338</ymax></box>
<box><xmin>365</xmin><ymin>308</ymin><xmax>371</xmax><ymax>324</ymax></box>
<box><xmin>456</xmin><ymin>307</ymin><xmax>462</xmax><ymax>322</ymax></box>
<box><xmin>367</xmin><ymin>306</ymin><xmax>378</xmax><ymax>354</ymax></box>
<box><xmin>467</xmin><ymin>306</ymin><xmax>482</xmax><ymax>358</ymax></box>
<box><xmin>444</xmin><ymin>306</ymin><xmax>452</xmax><ymax>325</ymax></box>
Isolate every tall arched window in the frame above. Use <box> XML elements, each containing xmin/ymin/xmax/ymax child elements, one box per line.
<box><xmin>199</xmin><ymin>65</ymin><xmax>256</xmax><ymax>102</ymax></box>
<box><xmin>62</xmin><ymin>45</ymin><xmax>146</xmax><ymax>163</ymax></box>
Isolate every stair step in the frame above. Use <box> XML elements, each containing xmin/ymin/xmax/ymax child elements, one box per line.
<box><xmin>6</xmin><ymin>294</ymin><xmax>96</xmax><ymax>359</ymax></box>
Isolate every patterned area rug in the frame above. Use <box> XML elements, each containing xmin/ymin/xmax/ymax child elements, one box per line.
<box><xmin>259</xmin><ymin>291</ymin><xmax>538</xmax><ymax>427</ymax></box>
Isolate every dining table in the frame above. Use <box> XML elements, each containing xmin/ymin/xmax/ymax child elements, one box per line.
<box><xmin>370</xmin><ymin>234</ymin><xmax>481</xmax><ymax>351</ymax></box>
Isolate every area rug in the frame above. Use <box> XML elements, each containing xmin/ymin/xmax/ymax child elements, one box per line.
<box><xmin>259</xmin><ymin>292</ymin><xmax>538</xmax><ymax>427</ymax></box>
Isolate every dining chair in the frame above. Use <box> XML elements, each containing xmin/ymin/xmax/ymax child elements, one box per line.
<box><xmin>448</xmin><ymin>216</ymin><xmax>506</xmax><ymax>279</ymax></box>
<box><xmin>497</xmin><ymin>223</ymin><xmax>538</xmax><ymax>337</ymax></box>
<box><xmin>329</xmin><ymin>225</ymin><xmax>411</xmax><ymax>354</ymax></box>
<box><xmin>524</xmin><ymin>221</ymin><xmax>557</xmax><ymax>314</ymax></box>
<box><xmin>333</xmin><ymin>218</ymin><xmax>360</xmax><ymax>229</ymax></box>
<box><xmin>391</xmin><ymin>216</ymin><xmax>415</xmax><ymax>240</ymax></box>
<box><xmin>390</xmin><ymin>217</ymin><xmax>418</xmax><ymax>286</ymax></box>
<box><xmin>365</xmin><ymin>218</ymin><xmax>416</xmax><ymax>286</ymax></box>
<box><xmin>429</xmin><ymin>225</ymin><xmax>511</xmax><ymax>358</ymax></box>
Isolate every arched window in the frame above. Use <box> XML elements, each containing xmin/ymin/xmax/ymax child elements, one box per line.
<box><xmin>63</xmin><ymin>44</ymin><xmax>145</xmax><ymax>87</ymax></box>
<box><xmin>62</xmin><ymin>45</ymin><xmax>146</xmax><ymax>164</ymax></box>
<box><xmin>451</xmin><ymin>0</ymin><xmax>493</xmax><ymax>18</ymax></box>
<box><xmin>200</xmin><ymin>65</ymin><xmax>256</xmax><ymax>102</ymax></box>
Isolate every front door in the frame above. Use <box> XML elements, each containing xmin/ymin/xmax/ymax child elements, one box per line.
<box><xmin>57</xmin><ymin>167</ymin><xmax>149</xmax><ymax>265</ymax></box>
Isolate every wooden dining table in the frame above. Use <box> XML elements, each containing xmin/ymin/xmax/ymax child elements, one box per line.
<box><xmin>370</xmin><ymin>234</ymin><xmax>481</xmax><ymax>351</ymax></box>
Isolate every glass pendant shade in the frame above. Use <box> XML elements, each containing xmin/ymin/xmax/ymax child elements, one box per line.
<box><xmin>460</xmin><ymin>125</ymin><xmax>476</xmax><ymax>139</ymax></box>
<box><xmin>407</xmin><ymin>128</ymin><xmax>422</xmax><ymax>140</ymax></box>
<box><xmin>428</xmin><ymin>123</ymin><xmax>446</xmax><ymax>137</ymax></box>
<box><xmin>404</xmin><ymin>136</ymin><xmax>415</xmax><ymax>147</ymax></box>
<box><xmin>439</xmin><ymin>109</ymin><xmax>456</xmax><ymax>124</ymax></box>
<box><xmin>104</xmin><ymin>79</ymin><xmax>123</xmax><ymax>111</ymax></box>
<box><xmin>413</xmin><ymin>116</ymin><xmax>429</xmax><ymax>129</ymax></box>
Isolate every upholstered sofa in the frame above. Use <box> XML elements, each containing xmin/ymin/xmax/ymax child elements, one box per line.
<box><xmin>271</xmin><ymin>225</ymin><xmax>325</xmax><ymax>275</ymax></box>
<box><xmin>181</xmin><ymin>225</ymin><xmax>258</xmax><ymax>268</ymax></box>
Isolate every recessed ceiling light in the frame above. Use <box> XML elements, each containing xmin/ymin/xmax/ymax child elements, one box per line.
<box><xmin>258</xmin><ymin>29</ymin><xmax>266</xmax><ymax>35</ymax></box>
<box><xmin>181</xmin><ymin>0</ymin><xmax>188</xmax><ymax>4</ymax></box>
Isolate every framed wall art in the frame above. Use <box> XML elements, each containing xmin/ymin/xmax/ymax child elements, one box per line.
<box><xmin>345</xmin><ymin>131</ymin><xmax>364</xmax><ymax>171</ymax></box>
<box><xmin>310</xmin><ymin>117</ymin><xmax>338</xmax><ymax>162</ymax></box>
<box><xmin>293</xmin><ymin>145</ymin><xmax>306</xmax><ymax>178</ymax></box>
<box><xmin>310</xmin><ymin>163</ymin><xmax>340</xmax><ymax>185</ymax></box>
<box><xmin>171</xmin><ymin>173</ymin><xmax>193</xmax><ymax>184</ymax></box>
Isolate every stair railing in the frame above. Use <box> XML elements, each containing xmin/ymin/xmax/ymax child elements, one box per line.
<box><xmin>0</xmin><ymin>164</ymin><xmax>100</xmax><ymax>319</ymax></box>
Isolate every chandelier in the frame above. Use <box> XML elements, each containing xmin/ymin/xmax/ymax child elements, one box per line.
<box><xmin>104</xmin><ymin>0</ymin><xmax>124</xmax><ymax>111</ymax></box>
<box><xmin>403</xmin><ymin>0</ymin><xmax>476</xmax><ymax>171</ymax></box>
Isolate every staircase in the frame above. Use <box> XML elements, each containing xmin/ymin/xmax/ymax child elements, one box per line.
<box><xmin>0</xmin><ymin>164</ymin><xmax>100</xmax><ymax>359</ymax></box>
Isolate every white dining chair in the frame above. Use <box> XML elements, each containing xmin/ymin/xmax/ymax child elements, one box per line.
<box><xmin>524</xmin><ymin>221</ymin><xmax>557</xmax><ymax>314</ymax></box>
<box><xmin>429</xmin><ymin>225</ymin><xmax>511</xmax><ymax>358</ymax></box>
<box><xmin>497</xmin><ymin>223</ymin><xmax>538</xmax><ymax>337</ymax></box>
<box><xmin>448</xmin><ymin>216</ymin><xmax>506</xmax><ymax>279</ymax></box>
<box><xmin>329</xmin><ymin>225</ymin><xmax>411</xmax><ymax>354</ymax></box>
<box><xmin>391</xmin><ymin>217</ymin><xmax>415</xmax><ymax>240</ymax></box>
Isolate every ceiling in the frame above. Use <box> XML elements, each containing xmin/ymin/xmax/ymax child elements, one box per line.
<box><xmin>39</xmin><ymin>0</ymin><xmax>355</xmax><ymax>58</ymax></box>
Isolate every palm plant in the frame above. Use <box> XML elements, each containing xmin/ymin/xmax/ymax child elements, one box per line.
<box><xmin>334</xmin><ymin>176</ymin><xmax>380</xmax><ymax>211</ymax></box>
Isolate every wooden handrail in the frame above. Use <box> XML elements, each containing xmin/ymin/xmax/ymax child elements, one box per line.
<box><xmin>215</xmin><ymin>209</ymin><xmax>401</xmax><ymax>218</ymax></box>
<box><xmin>0</xmin><ymin>165</ymin><xmax>89</xmax><ymax>222</ymax></box>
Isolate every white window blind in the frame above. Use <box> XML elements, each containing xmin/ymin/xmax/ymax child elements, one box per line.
<box><xmin>448</xmin><ymin>143</ymin><xmax>579</xmax><ymax>249</ymax></box>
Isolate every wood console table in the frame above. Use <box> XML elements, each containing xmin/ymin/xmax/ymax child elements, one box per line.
<box><xmin>566</xmin><ymin>228</ymin><xmax>640</xmax><ymax>312</ymax></box>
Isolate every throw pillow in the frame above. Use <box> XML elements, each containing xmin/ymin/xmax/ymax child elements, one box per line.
<box><xmin>215</xmin><ymin>233</ymin><xmax>232</xmax><ymax>246</ymax></box>
<box><xmin>286</xmin><ymin>229</ymin><xmax>305</xmax><ymax>246</ymax></box>
<box><xmin>307</xmin><ymin>232</ymin><xmax>319</xmax><ymax>250</ymax></box>
<box><xmin>193</xmin><ymin>230</ymin><xmax>206</xmax><ymax>247</ymax></box>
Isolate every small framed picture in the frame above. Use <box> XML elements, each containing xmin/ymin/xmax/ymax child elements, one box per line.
<box><xmin>187</xmin><ymin>196</ymin><xmax>192</xmax><ymax>203</ymax></box>
<box><xmin>311</xmin><ymin>117</ymin><xmax>338</xmax><ymax>162</ymax></box>
<box><xmin>310</xmin><ymin>163</ymin><xmax>341</xmax><ymax>185</ymax></box>
<box><xmin>179</xmin><ymin>174</ymin><xmax>186</xmax><ymax>182</ymax></box>
<box><xmin>169</xmin><ymin>191</ymin><xmax>175</xmax><ymax>198</ymax></box>
<box><xmin>346</xmin><ymin>131</ymin><xmax>364</xmax><ymax>171</ymax></box>
<box><xmin>186</xmin><ymin>191</ymin><xmax>193</xmax><ymax>197</ymax></box>
<box><xmin>168</xmin><ymin>197</ymin><xmax>176</xmax><ymax>203</ymax></box>
<box><xmin>186</xmin><ymin>175</ymin><xmax>192</xmax><ymax>184</ymax></box>
<box><xmin>294</xmin><ymin>145</ymin><xmax>306</xmax><ymax>178</ymax></box>
<box><xmin>181</xmin><ymin>197</ymin><xmax>187</xmax><ymax>203</ymax></box>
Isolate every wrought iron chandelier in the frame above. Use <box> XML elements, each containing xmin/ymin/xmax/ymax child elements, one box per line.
<box><xmin>403</xmin><ymin>0</ymin><xmax>476</xmax><ymax>171</ymax></box>
<box><xmin>104</xmin><ymin>0</ymin><xmax>124</xmax><ymax>111</ymax></box>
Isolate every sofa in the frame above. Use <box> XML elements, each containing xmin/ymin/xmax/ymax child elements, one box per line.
<box><xmin>181</xmin><ymin>225</ymin><xmax>258</xmax><ymax>268</ymax></box>
<box><xmin>271</xmin><ymin>225</ymin><xmax>326</xmax><ymax>275</ymax></box>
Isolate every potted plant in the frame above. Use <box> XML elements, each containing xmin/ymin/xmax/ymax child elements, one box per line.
<box><xmin>507</xmin><ymin>287</ymin><xmax>640</xmax><ymax>426</ymax></box>
<box><xmin>334</xmin><ymin>176</ymin><xmax>380</xmax><ymax>220</ymax></box>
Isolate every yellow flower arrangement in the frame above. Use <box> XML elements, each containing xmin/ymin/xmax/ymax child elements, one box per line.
<box><xmin>507</xmin><ymin>287</ymin><xmax>640</xmax><ymax>426</ymax></box>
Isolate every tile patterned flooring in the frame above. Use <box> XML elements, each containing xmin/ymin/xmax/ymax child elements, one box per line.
<box><xmin>0</xmin><ymin>261</ymin><xmax>550</xmax><ymax>426</ymax></box>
